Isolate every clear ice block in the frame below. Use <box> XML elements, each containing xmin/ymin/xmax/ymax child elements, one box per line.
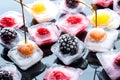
<box><xmin>28</xmin><ymin>22</ymin><xmax>61</xmax><ymax>46</ymax></box>
<box><xmin>56</xmin><ymin>13</ymin><xmax>89</xmax><ymax>36</ymax></box>
<box><xmin>0</xmin><ymin>11</ymin><xmax>24</xmax><ymax>29</ymax></box>
<box><xmin>85</xmin><ymin>28</ymin><xmax>118</xmax><ymax>52</ymax></box>
<box><xmin>51</xmin><ymin>34</ymin><xmax>88</xmax><ymax>65</ymax></box>
<box><xmin>25</xmin><ymin>0</ymin><xmax>59</xmax><ymax>23</ymax></box>
<box><xmin>7</xmin><ymin>40</ymin><xmax>43</xmax><ymax>70</ymax></box>
<box><xmin>97</xmin><ymin>50</ymin><xmax>120</xmax><ymax>80</ymax></box>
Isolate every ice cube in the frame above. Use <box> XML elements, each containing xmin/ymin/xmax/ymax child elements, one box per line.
<box><xmin>28</xmin><ymin>22</ymin><xmax>61</xmax><ymax>46</ymax></box>
<box><xmin>85</xmin><ymin>28</ymin><xmax>118</xmax><ymax>52</ymax></box>
<box><xmin>97</xmin><ymin>50</ymin><xmax>120</xmax><ymax>80</ymax></box>
<box><xmin>0</xmin><ymin>11</ymin><xmax>24</xmax><ymax>29</ymax></box>
<box><xmin>55</xmin><ymin>13</ymin><xmax>89</xmax><ymax>36</ymax></box>
<box><xmin>51</xmin><ymin>34</ymin><xmax>88</xmax><ymax>65</ymax></box>
<box><xmin>7</xmin><ymin>40</ymin><xmax>43</xmax><ymax>70</ymax></box>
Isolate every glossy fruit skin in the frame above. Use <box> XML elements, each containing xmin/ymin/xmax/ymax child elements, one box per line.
<box><xmin>67</xmin><ymin>16</ymin><xmax>82</xmax><ymax>24</ymax></box>
<box><xmin>0</xmin><ymin>70</ymin><xmax>13</xmax><ymax>80</ymax></box>
<box><xmin>0</xmin><ymin>28</ymin><xmax>17</xmax><ymax>44</ymax></box>
<box><xmin>58</xmin><ymin>34</ymin><xmax>78</xmax><ymax>55</ymax></box>
<box><xmin>114</xmin><ymin>54</ymin><xmax>120</xmax><ymax>66</ymax></box>
<box><xmin>17</xmin><ymin>40</ymin><xmax>35</xmax><ymax>57</ymax></box>
<box><xmin>32</xmin><ymin>1</ymin><xmax>46</xmax><ymax>14</ymax></box>
<box><xmin>49</xmin><ymin>71</ymin><xmax>70</xmax><ymax>80</ymax></box>
<box><xmin>65</xmin><ymin>0</ymin><xmax>79</xmax><ymax>9</ymax></box>
<box><xmin>0</xmin><ymin>17</ymin><xmax>15</xmax><ymax>28</ymax></box>
<box><xmin>37</xmin><ymin>27</ymin><xmax>50</xmax><ymax>36</ymax></box>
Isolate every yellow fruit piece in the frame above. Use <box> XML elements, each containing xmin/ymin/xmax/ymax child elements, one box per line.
<box><xmin>32</xmin><ymin>1</ymin><xmax>46</xmax><ymax>14</ymax></box>
<box><xmin>92</xmin><ymin>12</ymin><xmax>110</xmax><ymax>26</ymax></box>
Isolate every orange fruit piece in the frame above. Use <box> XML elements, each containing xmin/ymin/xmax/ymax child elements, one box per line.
<box><xmin>89</xmin><ymin>28</ymin><xmax>106</xmax><ymax>42</ymax></box>
<box><xmin>17</xmin><ymin>40</ymin><xmax>35</xmax><ymax>57</ymax></box>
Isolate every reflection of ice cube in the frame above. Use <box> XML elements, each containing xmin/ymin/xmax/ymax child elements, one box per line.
<box><xmin>7</xmin><ymin>41</ymin><xmax>43</xmax><ymax>70</ymax></box>
<box><xmin>0</xmin><ymin>63</ymin><xmax>22</xmax><ymax>80</ymax></box>
<box><xmin>51</xmin><ymin>37</ymin><xmax>88</xmax><ymax>65</ymax></box>
<box><xmin>0</xmin><ymin>29</ymin><xmax>24</xmax><ymax>49</ymax></box>
<box><xmin>85</xmin><ymin>28</ymin><xmax>118</xmax><ymax>52</ymax></box>
<box><xmin>43</xmin><ymin>64</ymin><xmax>83</xmax><ymax>80</ymax></box>
<box><xmin>97</xmin><ymin>50</ymin><xmax>120</xmax><ymax>80</ymax></box>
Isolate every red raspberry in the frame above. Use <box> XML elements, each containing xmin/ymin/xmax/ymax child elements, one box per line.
<box><xmin>114</xmin><ymin>54</ymin><xmax>120</xmax><ymax>66</ymax></box>
<box><xmin>49</xmin><ymin>71</ymin><xmax>70</xmax><ymax>80</ymax></box>
<box><xmin>37</xmin><ymin>27</ymin><xmax>50</xmax><ymax>36</ymax></box>
<box><xmin>67</xmin><ymin>16</ymin><xmax>82</xmax><ymax>24</ymax></box>
<box><xmin>0</xmin><ymin>17</ymin><xmax>15</xmax><ymax>28</ymax></box>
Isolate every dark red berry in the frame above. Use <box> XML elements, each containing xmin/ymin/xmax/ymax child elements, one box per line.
<box><xmin>114</xmin><ymin>54</ymin><xmax>120</xmax><ymax>66</ymax></box>
<box><xmin>0</xmin><ymin>17</ymin><xmax>15</xmax><ymax>28</ymax></box>
<box><xmin>67</xmin><ymin>16</ymin><xmax>82</xmax><ymax>24</ymax></box>
<box><xmin>65</xmin><ymin>0</ymin><xmax>79</xmax><ymax>8</ymax></box>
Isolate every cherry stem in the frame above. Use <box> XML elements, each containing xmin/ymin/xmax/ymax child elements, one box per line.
<box><xmin>20</xmin><ymin>0</ymin><xmax>27</xmax><ymax>43</ymax></box>
<box><xmin>95</xmin><ymin>10</ymin><xmax>97</xmax><ymax>28</ymax></box>
<box><xmin>78</xmin><ymin>0</ymin><xmax>97</xmax><ymax>27</ymax></box>
<box><xmin>14</xmin><ymin>0</ymin><xmax>29</xmax><ymax>8</ymax></box>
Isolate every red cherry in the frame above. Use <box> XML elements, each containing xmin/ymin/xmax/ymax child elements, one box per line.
<box><xmin>67</xmin><ymin>16</ymin><xmax>82</xmax><ymax>24</ymax></box>
<box><xmin>37</xmin><ymin>27</ymin><xmax>50</xmax><ymax>36</ymax></box>
<box><xmin>0</xmin><ymin>17</ymin><xmax>15</xmax><ymax>28</ymax></box>
<box><xmin>49</xmin><ymin>71</ymin><xmax>70</xmax><ymax>80</ymax></box>
<box><xmin>114</xmin><ymin>54</ymin><xmax>120</xmax><ymax>66</ymax></box>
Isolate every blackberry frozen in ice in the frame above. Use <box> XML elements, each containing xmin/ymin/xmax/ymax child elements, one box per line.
<box><xmin>51</xmin><ymin>34</ymin><xmax>87</xmax><ymax>65</ymax></box>
<box><xmin>0</xmin><ymin>63</ymin><xmax>21</xmax><ymax>80</ymax></box>
<box><xmin>58</xmin><ymin>34</ymin><xmax>78</xmax><ymax>55</ymax></box>
<box><xmin>0</xmin><ymin>28</ymin><xmax>17</xmax><ymax>44</ymax></box>
<box><xmin>0</xmin><ymin>28</ymin><xmax>23</xmax><ymax>49</ymax></box>
<box><xmin>0</xmin><ymin>70</ymin><xmax>13</xmax><ymax>80</ymax></box>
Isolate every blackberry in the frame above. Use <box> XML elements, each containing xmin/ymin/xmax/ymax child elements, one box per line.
<box><xmin>58</xmin><ymin>34</ymin><xmax>78</xmax><ymax>55</ymax></box>
<box><xmin>0</xmin><ymin>70</ymin><xmax>13</xmax><ymax>80</ymax></box>
<box><xmin>65</xmin><ymin>0</ymin><xmax>79</xmax><ymax>9</ymax></box>
<box><xmin>0</xmin><ymin>28</ymin><xmax>17</xmax><ymax>44</ymax></box>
